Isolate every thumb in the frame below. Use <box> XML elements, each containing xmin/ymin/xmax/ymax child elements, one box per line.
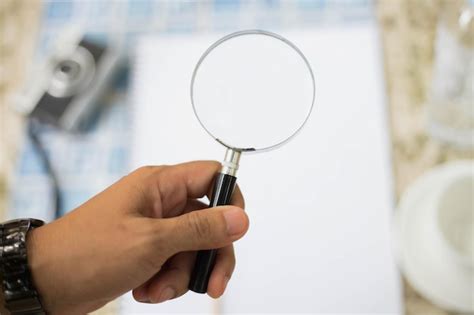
<box><xmin>160</xmin><ymin>206</ymin><xmax>249</xmax><ymax>254</ymax></box>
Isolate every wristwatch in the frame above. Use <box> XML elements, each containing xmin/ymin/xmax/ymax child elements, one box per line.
<box><xmin>0</xmin><ymin>219</ymin><xmax>46</xmax><ymax>315</ymax></box>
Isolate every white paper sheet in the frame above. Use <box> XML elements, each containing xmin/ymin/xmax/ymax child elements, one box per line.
<box><xmin>123</xmin><ymin>24</ymin><xmax>402</xmax><ymax>314</ymax></box>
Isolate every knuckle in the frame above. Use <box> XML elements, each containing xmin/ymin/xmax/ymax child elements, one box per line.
<box><xmin>127</xmin><ymin>166</ymin><xmax>168</xmax><ymax>205</ymax></box>
<box><xmin>127</xmin><ymin>180</ymin><xmax>150</xmax><ymax>206</ymax></box>
<box><xmin>132</xmin><ymin>165</ymin><xmax>166</xmax><ymax>179</ymax></box>
<box><xmin>151</xmin><ymin>165</ymin><xmax>169</xmax><ymax>177</ymax></box>
<box><xmin>133</xmin><ymin>165</ymin><xmax>155</xmax><ymax>176</ymax></box>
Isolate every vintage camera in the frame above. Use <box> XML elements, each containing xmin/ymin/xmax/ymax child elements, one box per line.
<box><xmin>16</xmin><ymin>33</ymin><xmax>123</xmax><ymax>131</ymax></box>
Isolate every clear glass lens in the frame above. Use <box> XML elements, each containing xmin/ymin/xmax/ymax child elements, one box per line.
<box><xmin>191</xmin><ymin>31</ymin><xmax>314</xmax><ymax>152</ymax></box>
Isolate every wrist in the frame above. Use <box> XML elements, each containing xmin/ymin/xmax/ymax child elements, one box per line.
<box><xmin>26</xmin><ymin>219</ymin><xmax>97</xmax><ymax>315</ymax></box>
<box><xmin>26</xmin><ymin>227</ymin><xmax>54</xmax><ymax>313</ymax></box>
<box><xmin>27</xmin><ymin>223</ymin><xmax>74</xmax><ymax>315</ymax></box>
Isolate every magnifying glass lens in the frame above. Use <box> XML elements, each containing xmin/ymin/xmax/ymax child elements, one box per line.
<box><xmin>192</xmin><ymin>32</ymin><xmax>314</xmax><ymax>151</ymax></box>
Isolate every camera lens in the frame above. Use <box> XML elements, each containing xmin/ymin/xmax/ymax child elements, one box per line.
<box><xmin>60</xmin><ymin>64</ymin><xmax>71</xmax><ymax>73</ymax></box>
<box><xmin>61</xmin><ymin>65</ymin><xmax>71</xmax><ymax>73</ymax></box>
<box><xmin>55</xmin><ymin>60</ymin><xmax>81</xmax><ymax>81</ymax></box>
<box><xmin>48</xmin><ymin>46</ymin><xmax>95</xmax><ymax>98</ymax></box>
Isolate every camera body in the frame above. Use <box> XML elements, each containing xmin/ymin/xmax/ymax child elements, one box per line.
<box><xmin>17</xmin><ymin>34</ymin><xmax>123</xmax><ymax>131</ymax></box>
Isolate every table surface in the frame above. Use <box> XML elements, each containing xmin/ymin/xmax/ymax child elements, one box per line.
<box><xmin>1</xmin><ymin>0</ymin><xmax>472</xmax><ymax>314</ymax></box>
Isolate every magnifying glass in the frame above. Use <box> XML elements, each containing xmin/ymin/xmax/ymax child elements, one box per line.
<box><xmin>188</xmin><ymin>30</ymin><xmax>315</xmax><ymax>293</ymax></box>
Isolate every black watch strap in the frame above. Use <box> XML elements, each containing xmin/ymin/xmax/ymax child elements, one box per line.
<box><xmin>0</xmin><ymin>219</ymin><xmax>46</xmax><ymax>315</ymax></box>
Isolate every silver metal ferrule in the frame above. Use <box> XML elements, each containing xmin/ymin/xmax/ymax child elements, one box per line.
<box><xmin>221</xmin><ymin>148</ymin><xmax>241</xmax><ymax>177</ymax></box>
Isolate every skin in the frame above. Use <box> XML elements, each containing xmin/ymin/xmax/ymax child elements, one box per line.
<box><xmin>23</xmin><ymin>161</ymin><xmax>249</xmax><ymax>315</ymax></box>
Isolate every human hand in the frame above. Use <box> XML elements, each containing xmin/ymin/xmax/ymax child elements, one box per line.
<box><xmin>26</xmin><ymin>161</ymin><xmax>249</xmax><ymax>314</ymax></box>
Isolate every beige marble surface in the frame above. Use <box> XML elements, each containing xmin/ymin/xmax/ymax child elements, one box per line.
<box><xmin>0</xmin><ymin>0</ymin><xmax>472</xmax><ymax>314</ymax></box>
<box><xmin>0</xmin><ymin>0</ymin><xmax>41</xmax><ymax>223</ymax></box>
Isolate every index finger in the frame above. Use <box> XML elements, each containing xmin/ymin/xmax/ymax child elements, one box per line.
<box><xmin>161</xmin><ymin>162</ymin><xmax>245</xmax><ymax>214</ymax></box>
<box><xmin>137</xmin><ymin>161</ymin><xmax>221</xmax><ymax>216</ymax></box>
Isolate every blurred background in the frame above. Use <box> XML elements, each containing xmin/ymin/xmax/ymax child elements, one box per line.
<box><xmin>0</xmin><ymin>0</ymin><xmax>473</xmax><ymax>314</ymax></box>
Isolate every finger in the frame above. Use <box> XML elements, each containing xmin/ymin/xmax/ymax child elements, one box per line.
<box><xmin>132</xmin><ymin>252</ymin><xmax>194</xmax><ymax>303</ymax></box>
<box><xmin>207</xmin><ymin>245</ymin><xmax>236</xmax><ymax>298</ymax></box>
<box><xmin>135</xmin><ymin>251</ymin><xmax>196</xmax><ymax>303</ymax></box>
<box><xmin>132</xmin><ymin>257</ymin><xmax>178</xmax><ymax>303</ymax></box>
<box><xmin>139</xmin><ymin>161</ymin><xmax>221</xmax><ymax>217</ymax></box>
<box><xmin>156</xmin><ymin>206</ymin><xmax>249</xmax><ymax>255</ymax></box>
<box><xmin>133</xmin><ymin>278</ymin><xmax>153</xmax><ymax>303</ymax></box>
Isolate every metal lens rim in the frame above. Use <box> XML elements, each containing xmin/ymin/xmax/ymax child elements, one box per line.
<box><xmin>190</xmin><ymin>29</ymin><xmax>316</xmax><ymax>153</ymax></box>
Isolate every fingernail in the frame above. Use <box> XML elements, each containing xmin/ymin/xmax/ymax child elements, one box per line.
<box><xmin>223</xmin><ymin>207</ymin><xmax>247</xmax><ymax>236</ymax></box>
<box><xmin>155</xmin><ymin>287</ymin><xmax>175</xmax><ymax>303</ymax></box>
<box><xmin>135</xmin><ymin>291</ymin><xmax>150</xmax><ymax>303</ymax></box>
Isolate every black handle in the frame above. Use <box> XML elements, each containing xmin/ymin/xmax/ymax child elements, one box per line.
<box><xmin>188</xmin><ymin>172</ymin><xmax>237</xmax><ymax>293</ymax></box>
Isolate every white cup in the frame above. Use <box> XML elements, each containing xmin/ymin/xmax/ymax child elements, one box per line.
<box><xmin>437</xmin><ymin>174</ymin><xmax>474</xmax><ymax>268</ymax></box>
<box><xmin>395</xmin><ymin>161</ymin><xmax>474</xmax><ymax>312</ymax></box>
